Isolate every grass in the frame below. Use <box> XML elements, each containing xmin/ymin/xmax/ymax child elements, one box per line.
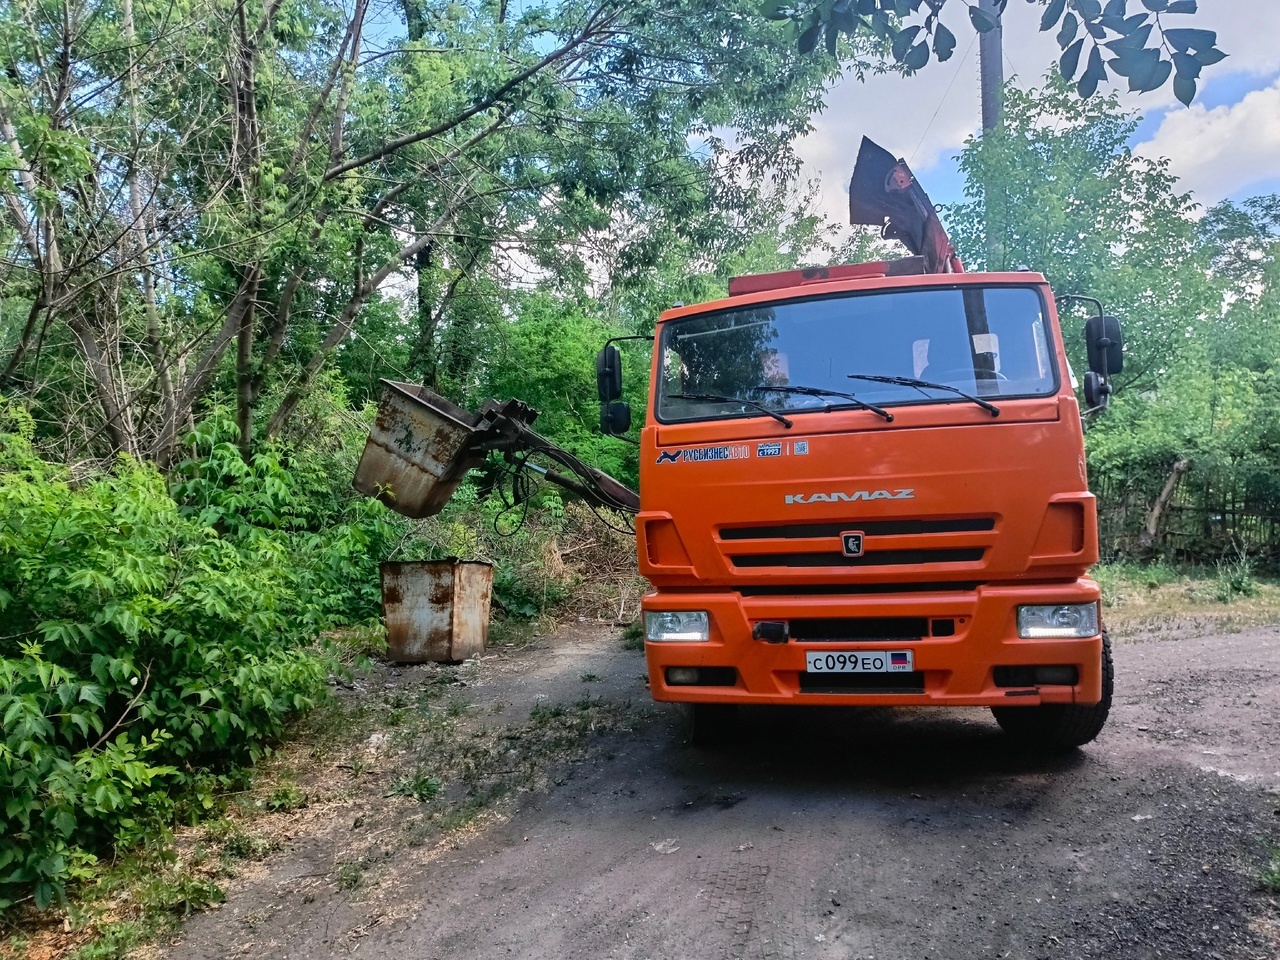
<box><xmin>334</xmin><ymin>863</ymin><xmax>365</xmax><ymax>892</ymax></box>
<box><xmin>390</xmin><ymin>770</ymin><xmax>443</xmax><ymax>802</ymax></box>
<box><xmin>325</xmin><ymin>620</ymin><xmax>389</xmax><ymax>660</ymax></box>
<box><xmin>206</xmin><ymin>820</ymin><xmax>275</xmax><ymax>862</ymax></box>
<box><xmin>620</xmin><ymin>620</ymin><xmax>644</xmax><ymax>651</ymax></box>
<box><xmin>262</xmin><ymin>783</ymin><xmax>308</xmax><ymax>813</ymax></box>
<box><xmin>1093</xmin><ymin>558</ymin><xmax>1280</xmax><ymax>640</ymax></box>
<box><xmin>1263</xmin><ymin>846</ymin><xmax>1280</xmax><ymax>894</ymax></box>
<box><xmin>0</xmin><ymin>834</ymin><xmax>233</xmax><ymax>960</ymax></box>
<box><xmin>488</xmin><ymin>618</ymin><xmax>542</xmax><ymax>649</ymax></box>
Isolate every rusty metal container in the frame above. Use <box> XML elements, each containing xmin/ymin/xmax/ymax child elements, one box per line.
<box><xmin>380</xmin><ymin>560</ymin><xmax>494</xmax><ymax>663</ymax></box>
<box><xmin>353</xmin><ymin>381</ymin><xmax>487</xmax><ymax>518</ymax></box>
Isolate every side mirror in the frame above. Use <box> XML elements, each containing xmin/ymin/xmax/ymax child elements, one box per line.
<box><xmin>1083</xmin><ymin>371</ymin><xmax>1112</xmax><ymax>410</ymax></box>
<box><xmin>596</xmin><ymin>345</ymin><xmax>622</xmax><ymax>403</ymax></box>
<box><xmin>600</xmin><ymin>401</ymin><xmax>631</xmax><ymax>435</ymax></box>
<box><xmin>1085</xmin><ymin>315</ymin><xmax>1124</xmax><ymax>376</ymax></box>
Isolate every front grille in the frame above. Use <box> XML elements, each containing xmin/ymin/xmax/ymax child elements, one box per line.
<box><xmin>721</xmin><ymin>517</ymin><xmax>995</xmax><ymax>540</ymax></box>
<box><xmin>736</xmin><ymin>582</ymin><xmax>982</xmax><ymax>597</ymax></box>
<box><xmin>790</xmin><ymin>617</ymin><xmax>928</xmax><ymax>641</ymax></box>
<box><xmin>798</xmin><ymin>671</ymin><xmax>925</xmax><ymax>694</ymax></box>
<box><xmin>730</xmin><ymin>548</ymin><xmax>985</xmax><ymax>568</ymax></box>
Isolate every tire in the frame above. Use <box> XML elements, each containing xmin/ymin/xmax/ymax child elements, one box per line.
<box><xmin>991</xmin><ymin>631</ymin><xmax>1114</xmax><ymax>751</ymax></box>
<box><xmin>689</xmin><ymin>703</ymin><xmax>738</xmax><ymax>748</ymax></box>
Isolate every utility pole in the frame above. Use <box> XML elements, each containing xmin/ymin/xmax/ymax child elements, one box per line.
<box><xmin>978</xmin><ymin>0</ymin><xmax>1004</xmax><ymax>132</ymax></box>
<box><xmin>978</xmin><ymin>0</ymin><xmax>1004</xmax><ymax>268</ymax></box>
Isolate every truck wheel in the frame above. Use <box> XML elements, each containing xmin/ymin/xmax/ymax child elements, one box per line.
<box><xmin>689</xmin><ymin>703</ymin><xmax>737</xmax><ymax>748</ymax></box>
<box><xmin>991</xmin><ymin>632</ymin><xmax>1114</xmax><ymax>751</ymax></box>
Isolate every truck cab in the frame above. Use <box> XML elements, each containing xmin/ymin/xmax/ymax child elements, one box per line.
<box><xmin>624</xmin><ymin>261</ymin><xmax>1120</xmax><ymax>749</ymax></box>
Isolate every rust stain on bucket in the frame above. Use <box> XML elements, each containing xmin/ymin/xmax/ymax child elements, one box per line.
<box><xmin>381</xmin><ymin>560</ymin><xmax>494</xmax><ymax>664</ymax></box>
<box><xmin>354</xmin><ymin>382</ymin><xmax>487</xmax><ymax>518</ymax></box>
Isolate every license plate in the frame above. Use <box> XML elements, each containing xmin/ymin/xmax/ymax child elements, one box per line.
<box><xmin>805</xmin><ymin>650</ymin><xmax>914</xmax><ymax>673</ymax></box>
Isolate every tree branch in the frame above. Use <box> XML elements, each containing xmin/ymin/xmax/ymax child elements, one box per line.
<box><xmin>264</xmin><ymin>188</ymin><xmax>474</xmax><ymax>438</ymax></box>
<box><xmin>322</xmin><ymin>13</ymin><xmax>612</xmax><ymax>182</ymax></box>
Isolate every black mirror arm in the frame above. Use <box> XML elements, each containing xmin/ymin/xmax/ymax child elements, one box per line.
<box><xmin>604</xmin><ymin>334</ymin><xmax>655</xmax><ymax>349</ymax></box>
<box><xmin>1057</xmin><ymin>294</ymin><xmax>1103</xmax><ymax>317</ymax></box>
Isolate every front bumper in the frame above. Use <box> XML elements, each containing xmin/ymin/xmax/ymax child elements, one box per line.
<box><xmin>642</xmin><ymin>580</ymin><xmax>1103</xmax><ymax>707</ymax></box>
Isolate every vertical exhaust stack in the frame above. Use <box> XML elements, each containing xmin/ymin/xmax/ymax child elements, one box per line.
<box><xmin>848</xmin><ymin>137</ymin><xmax>962</xmax><ymax>275</ymax></box>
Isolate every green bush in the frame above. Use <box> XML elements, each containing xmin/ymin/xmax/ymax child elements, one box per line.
<box><xmin>170</xmin><ymin>414</ymin><xmax>404</xmax><ymax>624</ymax></box>
<box><xmin>1214</xmin><ymin>556</ymin><xmax>1258</xmax><ymax>603</ymax></box>
<box><xmin>0</xmin><ymin>411</ymin><xmax>395</xmax><ymax>910</ymax></box>
<box><xmin>1263</xmin><ymin>847</ymin><xmax>1280</xmax><ymax>893</ymax></box>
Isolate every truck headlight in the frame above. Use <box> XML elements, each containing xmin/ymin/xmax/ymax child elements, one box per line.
<box><xmin>644</xmin><ymin>611</ymin><xmax>710</xmax><ymax>642</ymax></box>
<box><xmin>1017</xmin><ymin>603</ymin><xmax>1099</xmax><ymax>639</ymax></box>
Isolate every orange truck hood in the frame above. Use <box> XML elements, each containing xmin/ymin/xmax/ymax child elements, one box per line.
<box><xmin>636</xmin><ymin>395</ymin><xmax>1096</xmax><ymax>589</ymax></box>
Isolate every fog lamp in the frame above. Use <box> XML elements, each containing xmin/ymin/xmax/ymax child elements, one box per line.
<box><xmin>1034</xmin><ymin>665</ymin><xmax>1079</xmax><ymax>685</ymax></box>
<box><xmin>666</xmin><ymin>667</ymin><xmax>700</xmax><ymax>685</ymax></box>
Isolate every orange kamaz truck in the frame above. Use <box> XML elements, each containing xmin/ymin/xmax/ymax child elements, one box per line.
<box><xmin>596</xmin><ymin>139</ymin><xmax>1124</xmax><ymax>749</ymax></box>
<box><xmin>356</xmin><ymin>139</ymin><xmax>1124</xmax><ymax>752</ymax></box>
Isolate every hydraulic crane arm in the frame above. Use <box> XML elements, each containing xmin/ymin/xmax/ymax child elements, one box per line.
<box><xmin>353</xmin><ymin>380</ymin><xmax>639</xmax><ymax>520</ymax></box>
<box><xmin>848</xmin><ymin>136</ymin><xmax>962</xmax><ymax>274</ymax></box>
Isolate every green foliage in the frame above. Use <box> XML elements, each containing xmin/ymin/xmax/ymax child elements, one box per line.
<box><xmin>1263</xmin><ymin>847</ymin><xmax>1280</xmax><ymax>893</ymax></box>
<box><xmin>477</xmin><ymin>294</ymin><xmax>641</xmax><ymax>487</ymax></box>
<box><xmin>171</xmin><ymin>412</ymin><xmax>404</xmax><ymax>623</ymax></box>
<box><xmin>621</xmin><ymin>621</ymin><xmax>646</xmax><ymax>651</ymax></box>
<box><xmin>942</xmin><ymin>80</ymin><xmax>1280</xmax><ymax>560</ymax></box>
<box><xmin>0</xmin><ymin>0</ymin><xmax>851</xmax><ymax>460</ymax></box>
<box><xmin>1093</xmin><ymin>558</ymin><xmax>1183</xmax><ymax>603</ymax></box>
<box><xmin>262</xmin><ymin>784</ymin><xmax>308</xmax><ymax>813</ymax></box>
<box><xmin>947</xmin><ymin>76</ymin><xmax>1213</xmax><ymax>391</ymax></box>
<box><xmin>1213</xmin><ymin>553</ymin><xmax>1257</xmax><ymax>603</ymax></box>
<box><xmin>211</xmin><ymin>823</ymin><xmax>274</xmax><ymax>862</ymax></box>
<box><xmin>0</xmin><ymin>412</ymin><xmax>397</xmax><ymax>909</ymax></box>
<box><xmin>335</xmin><ymin>862</ymin><xmax>365</xmax><ymax>891</ymax></box>
<box><xmin>400</xmin><ymin>476</ymin><xmax>568</xmax><ymax>619</ymax></box>
<box><xmin>390</xmin><ymin>769</ymin><xmax>443</xmax><ymax>802</ymax></box>
<box><xmin>69</xmin><ymin>921</ymin><xmax>152</xmax><ymax>960</ymax></box>
<box><xmin>781</xmin><ymin>0</ymin><xmax>1225</xmax><ymax>103</ymax></box>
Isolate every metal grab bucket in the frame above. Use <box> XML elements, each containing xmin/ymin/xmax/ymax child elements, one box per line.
<box><xmin>353</xmin><ymin>381</ymin><xmax>487</xmax><ymax>518</ymax></box>
<box><xmin>380</xmin><ymin>560</ymin><xmax>494</xmax><ymax>664</ymax></box>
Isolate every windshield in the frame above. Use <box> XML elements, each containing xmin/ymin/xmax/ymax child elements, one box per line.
<box><xmin>656</xmin><ymin>286</ymin><xmax>1057</xmax><ymax>424</ymax></box>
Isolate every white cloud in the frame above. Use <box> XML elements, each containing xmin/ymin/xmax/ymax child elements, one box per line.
<box><xmin>1198</xmin><ymin>0</ymin><xmax>1280</xmax><ymax>77</ymax></box>
<box><xmin>1136</xmin><ymin>76</ymin><xmax>1280</xmax><ymax>201</ymax></box>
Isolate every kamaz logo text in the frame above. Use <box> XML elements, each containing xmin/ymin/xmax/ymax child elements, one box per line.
<box><xmin>785</xmin><ymin>489</ymin><xmax>915</xmax><ymax>505</ymax></box>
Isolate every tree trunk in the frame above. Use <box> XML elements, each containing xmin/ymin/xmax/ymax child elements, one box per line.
<box><xmin>154</xmin><ymin>271</ymin><xmax>261</xmax><ymax>467</ymax></box>
<box><xmin>231</xmin><ymin>0</ymin><xmax>264</xmax><ymax>456</ymax></box>
<box><xmin>67</xmin><ymin>313</ymin><xmax>138</xmax><ymax>457</ymax></box>
<box><xmin>1140</xmin><ymin>458</ymin><xmax>1191</xmax><ymax>552</ymax></box>
<box><xmin>123</xmin><ymin>0</ymin><xmax>177</xmax><ymax>454</ymax></box>
<box><xmin>0</xmin><ymin>295</ymin><xmax>48</xmax><ymax>390</ymax></box>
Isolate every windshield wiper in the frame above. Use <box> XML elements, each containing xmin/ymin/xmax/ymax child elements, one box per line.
<box><xmin>749</xmin><ymin>384</ymin><xmax>893</xmax><ymax>422</ymax></box>
<box><xmin>845</xmin><ymin>374</ymin><xmax>1001</xmax><ymax>417</ymax></box>
<box><xmin>667</xmin><ymin>393</ymin><xmax>793</xmax><ymax>429</ymax></box>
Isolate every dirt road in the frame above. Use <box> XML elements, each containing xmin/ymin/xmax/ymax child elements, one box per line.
<box><xmin>175</xmin><ymin>625</ymin><xmax>1280</xmax><ymax>960</ymax></box>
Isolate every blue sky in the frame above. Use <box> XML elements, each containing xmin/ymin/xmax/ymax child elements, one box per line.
<box><xmin>795</xmin><ymin>0</ymin><xmax>1280</xmax><ymax>223</ymax></box>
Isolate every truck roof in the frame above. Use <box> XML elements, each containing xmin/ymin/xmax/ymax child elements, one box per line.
<box><xmin>657</xmin><ymin>265</ymin><xmax>1051</xmax><ymax>325</ymax></box>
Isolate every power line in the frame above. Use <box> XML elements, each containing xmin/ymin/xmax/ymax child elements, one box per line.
<box><xmin>910</xmin><ymin>30</ymin><xmax>979</xmax><ymax>167</ymax></box>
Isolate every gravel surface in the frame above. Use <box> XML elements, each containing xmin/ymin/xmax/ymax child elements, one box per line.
<box><xmin>172</xmin><ymin>624</ymin><xmax>1280</xmax><ymax>960</ymax></box>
